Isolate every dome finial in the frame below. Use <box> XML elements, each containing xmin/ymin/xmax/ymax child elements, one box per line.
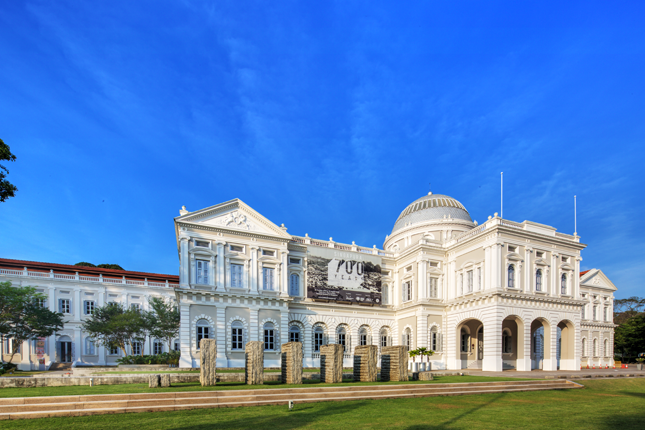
<box><xmin>428</xmin><ymin>182</ymin><xmax>432</xmax><ymax>195</ymax></box>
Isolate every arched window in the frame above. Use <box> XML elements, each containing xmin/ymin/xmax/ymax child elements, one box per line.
<box><xmin>502</xmin><ymin>329</ymin><xmax>512</xmax><ymax>354</ymax></box>
<box><xmin>153</xmin><ymin>340</ymin><xmax>163</xmax><ymax>355</ymax></box>
<box><xmin>263</xmin><ymin>322</ymin><xmax>275</xmax><ymax>351</ymax></box>
<box><xmin>403</xmin><ymin>328</ymin><xmax>412</xmax><ymax>351</ymax></box>
<box><xmin>289</xmin><ymin>325</ymin><xmax>300</xmax><ymax>343</ymax></box>
<box><xmin>380</xmin><ymin>328</ymin><xmax>390</xmax><ymax>348</ymax></box>
<box><xmin>313</xmin><ymin>326</ymin><xmax>324</xmax><ymax>352</ymax></box>
<box><xmin>582</xmin><ymin>338</ymin><xmax>587</xmax><ymax>356</ymax></box>
<box><xmin>535</xmin><ymin>269</ymin><xmax>542</xmax><ymax>292</ymax></box>
<box><xmin>561</xmin><ymin>274</ymin><xmax>567</xmax><ymax>295</ymax></box>
<box><xmin>289</xmin><ymin>273</ymin><xmax>300</xmax><ymax>296</ymax></box>
<box><xmin>337</xmin><ymin>326</ymin><xmax>347</xmax><ymax>351</ymax></box>
<box><xmin>460</xmin><ymin>328</ymin><xmax>470</xmax><ymax>353</ymax></box>
<box><xmin>593</xmin><ymin>338</ymin><xmax>598</xmax><ymax>357</ymax></box>
<box><xmin>196</xmin><ymin>319</ymin><xmax>210</xmax><ymax>349</ymax></box>
<box><xmin>430</xmin><ymin>327</ymin><xmax>440</xmax><ymax>352</ymax></box>
<box><xmin>359</xmin><ymin>327</ymin><xmax>369</xmax><ymax>346</ymax></box>
<box><xmin>231</xmin><ymin>321</ymin><xmax>244</xmax><ymax>350</ymax></box>
<box><xmin>508</xmin><ymin>265</ymin><xmax>515</xmax><ymax>289</ymax></box>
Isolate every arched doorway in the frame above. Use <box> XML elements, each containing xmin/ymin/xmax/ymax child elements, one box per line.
<box><xmin>457</xmin><ymin>319</ymin><xmax>484</xmax><ymax>369</ymax></box>
<box><xmin>530</xmin><ymin>318</ymin><xmax>552</xmax><ymax>370</ymax></box>
<box><xmin>557</xmin><ymin>320</ymin><xmax>576</xmax><ymax>370</ymax></box>
<box><xmin>502</xmin><ymin>315</ymin><xmax>525</xmax><ymax>370</ymax></box>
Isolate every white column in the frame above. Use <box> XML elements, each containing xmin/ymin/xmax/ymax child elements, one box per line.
<box><xmin>73</xmin><ymin>289</ymin><xmax>81</xmax><ymax>322</ymax></box>
<box><xmin>19</xmin><ymin>340</ymin><xmax>31</xmax><ymax>370</ymax></box>
<box><xmin>482</xmin><ymin>314</ymin><xmax>503</xmax><ymax>372</ymax></box>
<box><xmin>393</xmin><ymin>269</ymin><xmax>400</xmax><ymax>306</ymax></box>
<box><xmin>304</xmin><ymin>324</ymin><xmax>313</xmax><ymax>366</ymax></box>
<box><xmin>574</xmin><ymin>257</ymin><xmax>582</xmax><ymax>299</ymax></box>
<box><xmin>216</xmin><ymin>306</ymin><xmax>227</xmax><ymax>367</ymax></box>
<box><xmin>551</xmin><ymin>253</ymin><xmax>558</xmax><ymax>296</ymax></box>
<box><xmin>179</xmin><ymin>301</ymin><xmax>192</xmax><ymax>368</ymax></box>
<box><xmin>516</xmin><ymin>320</ymin><xmax>531</xmax><ymax>371</ymax></box>
<box><xmin>416</xmin><ymin>311</ymin><xmax>427</xmax><ymax>349</ymax></box>
<box><xmin>418</xmin><ymin>259</ymin><xmax>426</xmax><ymax>300</ymax></box>
<box><xmin>250</xmin><ymin>247</ymin><xmax>258</xmax><ymax>292</ymax></box>
<box><xmin>47</xmin><ymin>288</ymin><xmax>57</xmax><ymax>366</ymax></box>
<box><xmin>216</xmin><ymin>242</ymin><xmax>225</xmax><ymax>290</ymax></box>
<box><xmin>250</xmin><ymin>308</ymin><xmax>259</xmax><ymax>342</ymax></box>
<box><xmin>280</xmin><ymin>251</ymin><xmax>289</xmax><ymax>297</ymax></box>
<box><xmin>543</xmin><ymin>323</ymin><xmax>558</xmax><ymax>371</ymax></box>
<box><xmin>180</xmin><ymin>237</ymin><xmax>190</xmax><ymax>287</ymax></box>
<box><xmin>209</xmin><ymin>255</ymin><xmax>216</xmax><ymax>289</ymax></box>
<box><xmin>524</xmin><ymin>248</ymin><xmax>532</xmax><ymax>293</ymax></box>
<box><xmin>97</xmin><ymin>291</ymin><xmax>106</xmax><ymax>365</ymax></box>
<box><xmin>73</xmin><ymin>327</ymin><xmax>82</xmax><ymax>366</ymax></box>
<box><xmin>448</xmin><ymin>261</ymin><xmax>456</xmax><ymax>299</ymax></box>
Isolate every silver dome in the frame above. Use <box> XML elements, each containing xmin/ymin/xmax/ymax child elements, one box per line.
<box><xmin>391</xmin><ymin>193</ymin><xmax>472</xmax><ymax>233</ymax></box>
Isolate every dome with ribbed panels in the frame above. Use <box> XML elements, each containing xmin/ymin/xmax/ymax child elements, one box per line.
<box><xmin>391</xmin><ymin>193</ymin><xmax>473</xmax><ymax>233</ymax></box>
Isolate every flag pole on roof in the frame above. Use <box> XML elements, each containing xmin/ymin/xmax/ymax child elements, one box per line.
<box><xmin>500</xmin><ymin>172</ymin><xmax>503</xmax><ymax>219</ymax></box>
<box><xmin>574</xmin><ymin>195</ymin><xmax>577</xmax><ymax>236</ymax></box>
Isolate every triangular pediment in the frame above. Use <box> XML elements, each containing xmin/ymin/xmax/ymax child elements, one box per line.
<box><xmin>580</xmin><ymin>269</ymin><xmax>617</xmax><ymax>291</ymax></box>
<box><xmin>175</xmin><ymin>199</ymin><xmax>291</xmax><ymax>239</ymax></box>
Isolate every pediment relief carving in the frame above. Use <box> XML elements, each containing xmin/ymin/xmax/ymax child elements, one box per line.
<box><xmin>534</xmin><ymin>258</ymin><xmax>549</xmax><ymax>266</ymax></box>
<box><xmin>506</xmin><ymin>252</ymin><xmax>523</xmax><ymax>261</ymax></box>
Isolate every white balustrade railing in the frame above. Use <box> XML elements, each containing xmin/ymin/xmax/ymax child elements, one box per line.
<box><xmin>291</xmin><ymin>235</ymin><xmax>394</xmax><ymax>258</ymax></box>
<box><xmin>1</xmin><ymin>268</ymin><xmax>178</xmax><ymax>288</ymax></box>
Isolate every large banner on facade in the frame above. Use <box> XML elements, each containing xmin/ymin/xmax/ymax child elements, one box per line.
<box><xmin>306</xmin><ymin>247</ymin><xmax>382</xmax><ymax>305</ymax></box>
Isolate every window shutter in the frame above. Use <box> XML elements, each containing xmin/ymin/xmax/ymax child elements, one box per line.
<box><xmin>58</xmin><ymin>299</ymin><xmax>62</xmax><ymax>313</ymax></box>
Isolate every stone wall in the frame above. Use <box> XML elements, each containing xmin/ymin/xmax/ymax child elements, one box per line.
<box><xmin>353</xmin><ymin>345</ymin><xmax>377</xmax><ymax>382</ymax></box>
<box><xmin>199</xmin><ymin>339</ymin><xmax>217</xmax><ymax>386</ymax></box>
<box><xmin>281</xmin><ymin>342</ymin><xmax>303</xmax><ymax>384</ymax></box>
<box><xmin>245</xmin><ymin>341</ymin><xmax>264</xmax><ymax>385</ymax></box>
<box><xmin>320</xmin><ymin>344</ymin><xmax>344</xmax><ymax>383</ymax></box>
<box><xmin>381</xmin><ymin>346</ymin><xmax>409</xmax><ymax>382</ymax></box>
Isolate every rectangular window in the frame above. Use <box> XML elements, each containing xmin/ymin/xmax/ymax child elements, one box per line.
<box><xmin>262</xmin><ymin>267</ymin><xmax>275</xmax><ymax>290</ymax></box>
<box><xmin>603</xmin><ymin>307</ymin><xmax>608</xmax><ymax>321</ymax></box>
<box><xmin>431</xmin><ymin>332</ymin><xmax>438</xmax><ymax>351</ymax></box>
<box><xmin>593</xmin><ymin>306</ymin><xmax>597</xmax><ymax>320</ymax></box>
<box><xmin>59</xmin><ymin>299</ymin><xmax>71</xmax><ymax>314</ymax></box>
<box><xmin>289</xmin><ymin>258</ymin><xmax>301</xmax><ymax>264</ymax></box>
<box><xmin>232</xmin><ymin>327</ymin><xmax>243</xmax><ymax>350</ymax></box>
<box><xmin>581</xmin><ymin>305</ymin><xmax>586</xmax><ymax>319</ymax></box>
<box><xmin>290</xmin><ymin>330</ymin><xmax>300</xmax><ymax>343</ymax></box>
<box><xmin>153</xmin><ymin>341</ymin><xmax>163</xmax><ymax>355</ymax></box>
<box><xmin>132</xmin><ymin>342</ymin><xmax>141</xmax><ymax>355</ymax></box>
<box><xmin>381</xmin><ymin>335</ymin><xmax>388</xmax><ymax>347</ymax></box>
<box><xmin>109</xmin><ymin>346</ymin><xmax>120</xmax><ymax>355</ymax></box>
<box><xmin>195</xmin><ymin>240</ymin><xmax>209</xmax><ymax>248</ymax></box>
<box><xmin>85</xmin><ymin>339</ymin><xmax>95</xmax><ymax>355</ymax></box>
<box><xmin>467</xmin><ymin>270</ymin><xmax>473</xmax><ymax>293</ymax></box>
<box><xmin>403</xmin><ymin>281</ymin><xmax>412</xmax><ymax>302</ymax></box>
<box><xmin>35</xmin><ymin>298</ymin><xmax>46</xmax><ymax>308</ymax></box>
<box><xmin>264</xmin><ymin>328</ymin><xmax>275</xmax><ymax>351</ymax></box>
<box><xmin>84</xmin><ymin>300</ymin><xmax>95</xmax><ymax>315</ymax></box>
<box><xmin>429</xmin><ymin>277</ymin><xmax>438</xmax><ymax>298</ymax></box>
<box><xmin>262</xmin><ymin>249</ymin><xmax>275</xmax><ymax>257</ymax></box>
<box><xmin>131</xmin><ymin>303</ymin><xmax>141</xmax><ymax>312</ymax></box>
<box><xmin>196</xmin><ymin>260</ymin><xmax>210</xmax><ymax>284</ymax></box>
<box><xmin>461</xmin><ymin>333</ymin><xmax>469</xmax><ymax>352</ymax></box>
<box><xmin>230</xmin><ymin>245</ymin><xmax>244</xmax><ymax>253</ymax></box>
<box><xmin>174</xmin><ymin>341</ymin><xmax>180</xmax><ymax>351</ymax></box>
<box><xmin>230</xmin><ymin>263</ymin><xmax>243</xmax><ymax>288</ymax></box>
<box><xmin>477</xmin><ymin>267</ymin><xmax>482</xmax><ymax>290</ymax></box>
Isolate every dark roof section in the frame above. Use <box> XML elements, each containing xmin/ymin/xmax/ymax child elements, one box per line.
<box><xmin>0</xmin><ymin>258</ymin><xmax>178</xmax><ymax>282</ymax></box>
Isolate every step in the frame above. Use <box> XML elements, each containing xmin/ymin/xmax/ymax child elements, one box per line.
<box><xmin>0</xmin><ymin>381</ymin><xmax>580</xmax><ymax>419</ymax></box>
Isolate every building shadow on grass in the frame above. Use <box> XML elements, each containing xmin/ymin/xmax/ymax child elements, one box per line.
<box><xmin>598</xmin><ymin>411</ymin><xmax>645</xmax><ymax>430</ymax></box>
<box><xmin>403</xmin><ymin>393</ymin><xmax>507</xmax><ymax>430</ymax></box>
<box><xmin>168</xmin><ymin>400</ymin><xmax>365</xmax><ymax>430</ymax></box>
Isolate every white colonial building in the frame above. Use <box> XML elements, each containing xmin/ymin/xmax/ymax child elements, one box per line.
<box><xmin>0</xmin><ymin>193</ymin><xmax>616</xmax><ymax>371</ymax></box>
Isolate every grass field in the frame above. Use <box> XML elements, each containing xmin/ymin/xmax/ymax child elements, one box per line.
<box><xmin>1</xmin><ymin>378</ymin><xmax>644</xmax><ymax>429</ymax></box>
<box><xmin>0</xmin><ymin>375</ymin><xmax>522</xmax><ymax>398</ymax></box>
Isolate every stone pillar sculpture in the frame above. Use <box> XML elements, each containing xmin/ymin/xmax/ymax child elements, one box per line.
<box><xmin>148</xmin><ymin>374</ymin><xmax>160</xmax><ymax>388</ymax></box>
<box><xmin>199</xmin><ymin>339</ymin><xmax>217</xmax><ymax>386</ymax></box>
<box><xmin>245</xmin><ymin>341</ymin><xmax>264</xmax><ymax>385</ymax></box>
<box><xmin>160</xmin><ymin>374</ymin><xmax>171</xmax><ymax>387</ymax></box>
<box><xmin>320</xmin><ymin>344</ymin><xmax>344</xmax><ymax>383</ymax></box>
<box><xmin>281</xmin><ymin>342</ymin><xmax>303</xmax><ymax>384</ymax></box>
<box><xmin>353</xmin><ymin>345</ymin><xmax>377</xmax><ymax>382</ymax></box>
<box><xmin>381</xmin><ymin>346</ymin><xmax>409</xmax><ymax>382</ymax></box>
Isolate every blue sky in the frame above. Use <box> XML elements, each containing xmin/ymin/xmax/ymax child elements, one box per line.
<box><xmin>1</xmin><ymin>1</ymin><xmax>643</xmax><ymax>298</ymax></box>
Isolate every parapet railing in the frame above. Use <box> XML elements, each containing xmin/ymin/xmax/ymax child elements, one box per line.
<box><xmin>290</xmin><ymin>235</ymin><xmax>394</xmax><ymax>258</ymax></box>
<box><xmin>0</xmin><ymin>268</ymin><xmax>178</xmax><ymax>288</ymax></box>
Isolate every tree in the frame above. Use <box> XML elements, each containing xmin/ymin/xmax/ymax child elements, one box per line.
<box><xmin>97</xmin><ymin>264</ymin><xmax>124</xmax><ymax>271</ymax></box>
<box><xmin>614</xmin><ymin>296</ymin><xmax>645</xmax><ymax>361</ymax></box>
<box><xmin>0</xmin><ymin>139</ymin><xmax>17</xmax><ymax>202</ymax></box>
<box><xmin>146</xmin><ymin>297</ymin><xmax>180</xmax><ymax>352</ymax></box>
<box><xmin>75</xmin><ymin>262</ymin><xmax>96</xmax><ymax>268</ymax></box>
<box><xmin>82</xmin><ymin>303</ymin><xmax>146</xmax><ymax>356</ymax></box>
<box><xmin>0</xmin><ymin>282</ymin><xmax>65</xmax><ymax>363</ymax></box>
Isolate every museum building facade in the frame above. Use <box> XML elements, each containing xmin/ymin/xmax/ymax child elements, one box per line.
<box><xmin>0</xmin><ymin>193</ymin><xmax>616</xmax><ymax>371</ymax></box>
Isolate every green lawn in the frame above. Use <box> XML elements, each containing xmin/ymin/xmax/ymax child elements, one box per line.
<box><xmin>0</xmin><ymin>371</ymin><xmax>47</xmax><ymax>378</ymax></box>
<box><xmin>0</xmin><ymin>376</ymin><xmax>525</xmax><ymax>398</ymax></box>
<box><xmin>1</xmin><ymin>378</ymin><xmax>643</xmax><ymax>429</ymax></box>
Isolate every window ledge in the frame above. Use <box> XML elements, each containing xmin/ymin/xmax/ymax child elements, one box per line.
<box><xmin>534</xmin><ymin>290</ymin><xmax>547</xmax><ymax>295</ymax></box>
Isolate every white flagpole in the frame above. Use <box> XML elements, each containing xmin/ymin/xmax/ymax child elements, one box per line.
<box><xmin>500</xmin><ymin>172</ymin><xmax>503</xmax><ymax>219</ymax></box>
<box><xmin>574</xmin><ymin>195</ymin><xmax>577</xmax><ymax>236</ymax></box>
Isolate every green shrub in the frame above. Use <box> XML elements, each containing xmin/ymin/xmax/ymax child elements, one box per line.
<box><xmin>116</xmin><ymin>350</ymin><xmax>180</xmax><ymax>366</ymax></box>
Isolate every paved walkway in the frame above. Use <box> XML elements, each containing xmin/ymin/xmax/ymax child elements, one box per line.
<box><xmin>466</xmin><ymin>368</ymin><xmax>645</xmax><ymax>379</ymax></box>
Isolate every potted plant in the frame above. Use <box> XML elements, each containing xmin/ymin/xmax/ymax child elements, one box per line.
<box><xmin>636</xmin><ymin>357</ymin><xmax>644</xmax><ymax>371</ymax></box>
<box><xmin>419</xmin><ymin>347</ymin><xmax>435</xmax><ymax>371</ymax></box>
<box><xmin>409</xmin><ymin>349</ymin><xmax>420</xmax><ymax>372</ymax></box>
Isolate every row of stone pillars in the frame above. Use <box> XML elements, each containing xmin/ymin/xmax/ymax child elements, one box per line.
<box><xmin>199</xmin><ymin>339</ymin><xmax>409</xmax><ymax>386</ymax></box>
